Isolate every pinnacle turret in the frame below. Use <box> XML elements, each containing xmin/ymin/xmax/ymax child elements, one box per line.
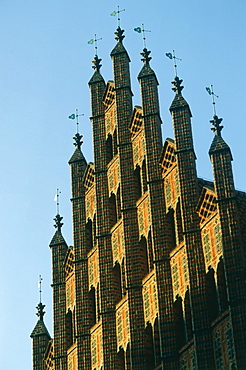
<box><xmin>30</xmin><ymin>301</ymin><xmax>50</xmax><ymax>338</ymax></box>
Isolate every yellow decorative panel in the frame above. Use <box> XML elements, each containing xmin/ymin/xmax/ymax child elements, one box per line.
<box><xmin>137</xmin><ymin>194</ymin><xmax>150</xmax><ymax>237</ymax></box>
<box><xmin>88</xmin><ymin>248</ymin><xmax>99</xmax><ymax>288</ymax></box>
<box><xmin>66</xmin><ymin>274</ymin><xmax>75</xmax><ymax>311</ymax></box>
<box><xmin>116</xmin><ymin>298</ymin><xmax>130</xmax><ymax>351</ymax></box>
<box><xmin>142</xmin><ymin>273</ymin><xmax>158</xmax><ymax>326</ymax></box>
<box><xmin>91</xmin><ymin>323</ymin><xmax>103</xmax><ymax>369</ymax></box>
<box><xmin>111</xmin><ymin>221</ymin><xmax>124</xmax><ymax>264</ymax></box>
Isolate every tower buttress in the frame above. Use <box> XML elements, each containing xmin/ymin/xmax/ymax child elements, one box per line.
<box><xmin>138</xmin><ymin>49</ymin><xmax>179</xmax><ymax>367</ymax></box>
<box><xmin>68</xmin><ymin>133</ymin><xmax>91</xmax><ymax>368</ymax></box>
<box><xmin>169</xmin><ymin>77</ymin><xmax>214</xmax><ymax>368</ymax></box>
<box><xmin>88</xmin><ymin>55</ymin><xmax>118</xmax><ymax>368</ymax></box>
<box><xmin>209</xmin><ymin>115</ymin><xmax>246</xmax><ymax>367</ymax></box>
<box><xmin>30</xmin><ymin>302</ymin><xmax>51</xmax><ymax>370</ymax></box>
<box><xmin>49</xmin><ymin>214</ymin><xmax>68</xmax><ymax>370</ymax></box>
<box><xmin>110</xmin><ymin>28</ymin><xmax>146</xmax><ymax>369</ymax></box>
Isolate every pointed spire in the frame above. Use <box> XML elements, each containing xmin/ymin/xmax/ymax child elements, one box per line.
<box><xmin>210</xmin><ymin>115</ymin><xmax>224</xmax><ymax>137</ymax></box>
<box><xmin>115</xmin><ymin>26</ymin><xmax>125</xmax><ymax>43</ymax></box>
<box><xmin>140</xmin><ymin>48</ymin><xmax>152</xmax><ymax>65</ymax></box>
<box><xmin>171</xmin><ymin>76</ymin><xmax>184</xmax><ymax>95</ymax></box>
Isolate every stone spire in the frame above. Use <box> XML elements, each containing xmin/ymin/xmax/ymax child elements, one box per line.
<box><xmin>30</xmin><ymin>302</ymin><xmax>51</xmax><ymax>338</ymax></box>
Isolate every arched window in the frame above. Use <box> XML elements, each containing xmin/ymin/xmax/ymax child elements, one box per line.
<box><xmin>184</xmin><ymin>289</ymin><xmax>193</xmax><ymax>342</ymax></box>
<box><xmin>89</xmin><ymin>287</ymin><xmax>96</xmax><ymax>326</ymax></box>
<box><xmin>113</xmin><ymin>129</ymin><xmax>118</xmax><ymax>156</ymax></box>
<box><xmin>116</xmin><ymin>186</ymin><xmax>122</xmax><ymax>221</ymax></box>
<box><xmin>166</xmin><ymin>208</ymin><xmax>176</xmax><ymax>250</ymax></box>
<box><xmin>153</xmin><ymin>318</ymin><xmax>161</xmax><ymax>366</ymax></box>
<box><xmin>142</xmin><ymin>159</ymin><xmax>148</xmax><ymax>193</ymax></box>
<box><xmin>173</xmin><ymin>295</ymin><xmax>186</xmax><ymax>349</ymax></box>
<box><xmin>113</xmin><ymin>262</ymin><xmax>122</xmax><ymax>303</ymax></box>
<box><xmin>217</xmin><ymin>258</ymin><xmax>229</xmax><ymax>313</ymax></box>
<box><xmin>206</xmin><ymin>267</ymin><xmax>219</xmax><ymax>322</ymax></box>
<box><xmin>147</xmin><ymin>230</ymin><xmax>154</xmax><ymax>271</ymax></box>
<box><xmin>106</xmin><ymin>134</ymin><xmax>113</xmax><ymax>163</ymax></box>
<box><xmin>139</xmin><ymin>236</ymin><xmax>149</xmax><ymax>278</ymax></box>
<box><xmin>145</xmin><ymin>323</ymin><xmax>155</xmax><ymax>369</ymax></box>
<box><xmin>134</xmin><ymin>165</ymin><xmax>142</xmax><ymax>200</ymax></box>
<box><xmin>109</xmin><ymin>193</ymin><xmax>117</xmax><ymax>227</ymax></box>
<box><xmin>175</xmin><ymin>200</ymin><xmax>183</xmax><ymax>244</ymax></box>
<box><xmin>117</xmin><ymin>348</ymin><xmax>125</xmax><ymax>370</ymax></box>
<box><xmin>86</xmin><ymin>218</ymin><xmax>93</xmax><ymax>252</ymax></box>
<box><xmin>66</xmin><ymin>309</ymin><xmax>73</xmax><ymax>348</ymax></box>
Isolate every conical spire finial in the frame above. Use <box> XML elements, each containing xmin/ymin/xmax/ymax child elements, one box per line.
<box><xmin>53</xmin><ymin>213</ymin><xmax>63</xmax><ymax>232</ymax></box>
<box><xmin>172</xmin><ymin>76</ymin><xmax>184</xmax><ymax>95</ymax></box>
<box><xmin>140</xmin><ymin>48</ymin><xmax>152</xmax><ymax>65</ymax></box>
<box><xmin>115</xmin><ymin>27</ymin><xmax>125</xmax><ymax>43</ymax></box>
<box><xmin>210</xmin><ymin>115</ymin><xmax>224</xmax><ymax>137</ymax></box>
<box><xmin>92</xmin><ymin>54</ymin><xmax>102</xmax><ymax>72</ymax></box>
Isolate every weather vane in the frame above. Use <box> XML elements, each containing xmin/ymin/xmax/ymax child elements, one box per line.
<box><xmin>54</xmin><ymin>188</ymin><xmax>61</xmax><ymax>214</ymax></box>
<box><xmin>38</xmin><ymin>275</ymin><xmax>43</xmax><ymax>303</ymax></box>
<box><xmin>206</xmin><ymin>85</ymin><xmax>219</xmax><ymax>116</ymax></box>
<box><xmin>110</xmin><ymin>6</ymin><xmax>125</xmax><ymax>27</ymax></box>
<box><xmin>87</xmin><ymin>34</ymin><xmax>102</xmax><ymax>56</ymax></box>
<box><xmin>68</xmin><ymin>109</ymin><xmax>84</xmax><ymax>133</ymax></box>
<box><xmin>166</xmin><ymin>50</ymin><xmax>182</xmax><ymax>77</ymax></box>
<box><xmin>134</xmin><ymin>24</ymin><xmax>151</xmax><ymax>48</ymax></box>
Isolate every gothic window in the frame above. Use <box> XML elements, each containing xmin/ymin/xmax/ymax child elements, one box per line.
<box><xmin>142</xmin><ymin>159</ymin><xmax>148</xmax><ymax>193</ymax></box>
<box><xmin>184</xmin><ymin>289</ymin><xmax>193</xmax><ymax>342</ymax></box>
<box><xmin>134</xmin><ymin>165</ymin><xmax>142</xmax><ymax>200</ymax></box>
<box><xmin>173</xmin><ymin>295</ymin><xmax>186</xmax><ymax>349</ymax></box>
<box><xmin>206</xmin><ymin>267</ymin><xmax>219</xmax><ymax>322</ymax></box>
<box><xmin>175</xmin><ymin>200</ymin><xmax>183</xmax><ymax>244</ymax></box>
<box><xmin>147</xmin><ymin>230</ymin><xmax>154</xmax><ymax>271</ymax></box>
<box><xmin>86</xmin><ymin>218</ymin><xmax>93</xmax><ymax>252</ymax></box>
<box><xmin>217</xmin><ymin>258</ymin><xmax>228</xmax><ymax>313</ymax></box>
<box><xmin>89</xmin><ymin>287</ymin><xmax>96</xmax><ymax>326</ymax></box>
<box><xmin>117</xmin><ymin>348</ymin><xmax>125</xmax><ymax>370</ymax></box>
<box><xmin>106</xmin><ymin>134</ymin><xmax>113</xmax><ymax>164</ymax></box>
<box><xmin>116</xmin><ymin>186</ymin><xmax>122</xmax><ymax>221</ymax></box>
<box><xmin>113</xmin><ymin>262</ymin><xmax>122</xmax><ymax>303</ymax></box>
<box><xmin>166</xmin><ymin>208</ymin><xmax>176</xmax><ymax>250</ymax></box>
<box><xmin>153</xmin><ymin>318</ymin><xmax>161</xmax><ymax>366</ymax></box>
<box><xmin>109</xmin><ymin>192</ymin><xmax>117</xmax><ymax>227</ymax></box>
<box><xmin>66</xmin><ymin>309</ymin><xmax>73</xmax><ymax>348</ymax></box>
<box><xmin>113</xmin><ymin>129</ymin><xmax>118</xmax><ymax>156</ymax></box>
<box><xmin>145</xmin><ymin>323</ymin><xmax>155</xmax><ymax>369</ymax></box>
<box><xmin>139</xmin><ymin>236</ymin><xmax>149</xmax><ymax>279</ymax></box>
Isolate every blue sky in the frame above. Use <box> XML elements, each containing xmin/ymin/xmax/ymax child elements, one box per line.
<box><xmin>0</xmin><ymin>1</ymin><xmax>245</xmax><ymax>368</ymax></box>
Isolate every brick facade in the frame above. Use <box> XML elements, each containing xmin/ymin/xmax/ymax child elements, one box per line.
<box><xmin>31</xmin><ymin>28</ymin><xmax>246</xmax><ymax>369</ymax></box>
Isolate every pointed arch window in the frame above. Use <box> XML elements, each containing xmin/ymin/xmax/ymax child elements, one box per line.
<box><xmin>66</xmin><ymin>309</ymin><xmax>73</xmax><ymax>348</ymax></box>
<box><xmin>86</xmin><ymin>218</ymin><xmax>93</xmax><ymax>252</ymax></box>
<box><xmin>142</xmin><ymin>159</ymin><xmax>148</xmax><ymax>193</ymax></box>
<box><xmin>134</xmin><ymin>165</ymin><xmax>142</xmax><ymax>200</ymax></box>
<box><xmin>113</xmin><ymin>262</ymin><xmax>122</xmax><ymax>303</ymax></box>
<box><xmin>206</xmin><ymin>267</ymin><xmax>219</xmax><ymax>322</ymax></box>
<box><xmin>184</xmin><ymin>289</ymin><xmax>193</xmax><ymax>342</ymax></box>
<box><xmin>106</xmin><ymin>134</ymin><xmax>113</xmax><ymax>164</ymax></box>
<box><xmin>145</xmin><ymin>323</ymin><xmax>155</xmax><ymax>369</ymax></box>
<box><xmin>113</xmin><ymin>129</ymin><xmax>118</xmax><ymax>156</ymax></box>
<box><xmin>89</xmin><ymin>287</ymin><xmax>96</xmax><ymax>326</ymax></box>
<box><xmin>139</xmin><ymin>236</ymin><xmax>149</xmax><ymax>279</ymax></box>
<box><xmin>173</xmin><ymin>295</ymin><xmax>186</xmax><ymax>349</ymax></box>
<box><xmin>109</xmin><ymin>192</ymin><xmax>117</xmax><ymax>227</ymax></box>
<box><xmin>217</xmin><ymin>258</ymin><xmax>228</xmax><ymax>313</ymax></box>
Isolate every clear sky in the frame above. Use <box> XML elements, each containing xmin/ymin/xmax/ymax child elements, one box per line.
<box><xmin>0</xmin><ymin>0</ymin><xmax>245</xmax><ymax>368</ymax></box>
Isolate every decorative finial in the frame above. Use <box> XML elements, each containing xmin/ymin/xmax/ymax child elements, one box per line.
<box><xmin>54</xmin><ymin>189</ymin><xmax>61</xmax><ymax>214</ymax></box>
<box><xmin>110</xmin><ymin>6</ymin><xmax>125</xmax><ymax>28</ymax></box>
<box><xmin>172</xmin><ymin>76</ymin><xmax>184</xmax><ymax>95</ymax></box>
<box><xmin>134</xmin><ymin>24</ymin><xmax>151</xmax><ymax>49</ymax></box>
<box><xmin>210</xmin><ymin>115</ymin><xmax>224</xmax><ymax>137</ymax></box>
<box><xmin>140</xmin><ymin>48</ymin><xmax>152</xmax><ymax>65</ymax></box>
<box><xmin>36</xmin><ymin>302</ymin><xmax>46</xmax><ymax>321</ymax></box>
<box><xmin>68</xmin><ymin>109</ymin><xmax>84</xmax><ymax>134</ymax></box>
<box><xmin>38</xmin><ymin>275</ymin><xmax>43</xmax><ymax>303</ymax></box>
<box><xmin>166</xmin><ymin>50</ymin><xmax>182</xmax><ymax>77</ymax></box>
<box><xmin>114</xmin><ymin>26</ymin><xmax>125</xmax><ymax>43</ymax></box>
<box><xmin>206</xmin><ymin>85</ymin><xmax>219</xmax><ymax>116</ymax></box>
<box><xmin>87</xmin><ymin>34</ymin><xmax>102</xmax><ymax>56</ymax></box>
<box><xmin>92</xmin><ymin>54</ymin><xmax>102</xmax><ymax>72</ymax></box>
<box><xmin>53</xmin><ymin>213</ymin><xmax>63</xmax><ymax>232</ymax></box>
<box><xmin>73</xmin><ymin>132</ymin><xmax>83</xmax><ymax>150</ymax></box>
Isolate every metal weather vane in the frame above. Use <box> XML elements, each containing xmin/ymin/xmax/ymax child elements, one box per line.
<box><xmin>110</xmin><ymin>6</ymin><xmax>125</xmax><ymax>27</ymax></box>
<box><xmin>87</xmin><ymin>34</ymin><xmax>102</xmax><ymax>56</ymax></box>
<box><xmin>206</xmin><ymin>84</ymin><xmax>219</xmax><ymax>116</ymax></box>
<box><xmin>134</xmin><ymin>24</ymin><xmax>151</xmax><ymax>48</ymax></box>
<box><xmin>68</xmin><ymin>109</ymin><xmax>84</xmax><ymax>133</ymax></box>
<box><xmin>166</xmin><ymin>50</ymin><xmax>182</xmax><ymax>77</ymax></box>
